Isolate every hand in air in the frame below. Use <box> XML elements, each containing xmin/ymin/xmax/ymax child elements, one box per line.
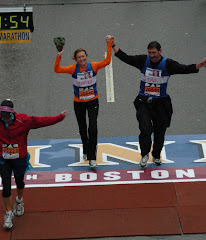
<box><xmin>106</xmin><ymin>35</ymin><xmax>115</xmax><ymax>43</ymax></box>
<box><xmin>201</xmin><ymin>57</ymin><xmax>206</xmax><ymax>67</ymax></box>
<box><xmin>57</xmin><ymin>49</ymin><xmax>64</xmax><ymax>57</ymax></box>
<box><xmin>61</xmin><ymin>110</ymin><xmax>67</xmax><ymax>118</ymax></box>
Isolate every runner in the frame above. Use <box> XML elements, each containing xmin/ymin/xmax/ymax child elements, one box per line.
<box><xmin>0</xmin><ymin>99</ymin><xmax>67</xmax><ymax>229</ymax></box>
<box><xmin>110</xmin><ymin>37</ymin><xmax>206</xmax><ymax>168</ymax></box>
<box><xmin>54</xmin><ymin>35</ymin><xmax>114</xmax><ymax>168</ymax></box>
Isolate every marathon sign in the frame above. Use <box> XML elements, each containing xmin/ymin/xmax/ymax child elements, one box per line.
<box><xmin>0</xmin><ymin>135</ymin><xmax>206</xmax><ymax>188</ymax></box>
<box><xmin>0</xmin><ymin>30</ymin><xmax>30</xmax><ymax>43</ymax></box>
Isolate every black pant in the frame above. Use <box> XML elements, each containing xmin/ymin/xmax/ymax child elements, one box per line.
<box><xmin>134</xmin><ymin>95</ymin><xmax>173</xmax><ymax>159</ymax></box>
<box><xmin>74</xmin><ymin>98</ymin><xmax>99</xmax><ymax>160</ymax></box>
<box><xmin>0</xmin><ymin>157</ymin><xmax>27</xmax><ymax>198</ymax></box>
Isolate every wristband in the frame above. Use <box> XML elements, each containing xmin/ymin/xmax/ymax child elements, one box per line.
<box><xmin>112</xmin><ymin>44</ymin><xmax>116</xmax><ymax>48</ymax></box>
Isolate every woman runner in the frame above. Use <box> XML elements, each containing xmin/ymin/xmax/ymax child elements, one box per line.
<box><xmin>54</xmin><ymin>35</ymin><xmax>114</xmax><ymax>168</ymax></box>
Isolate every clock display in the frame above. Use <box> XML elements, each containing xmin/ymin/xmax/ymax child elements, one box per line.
<box><xmin>0</xmin><ymin>12</ymin><xmax>34</xmax><ymax>32</ymax></box>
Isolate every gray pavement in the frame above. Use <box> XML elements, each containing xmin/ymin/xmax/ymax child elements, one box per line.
<box><xmin>0</xmin><ymin>0</ymin><xmax>205</xmax><ymax>141</ymax></box>
<box><xmin>0</xmin><ymin>0</ymin><xmax>206</xmax><ymax>239</ymax></box>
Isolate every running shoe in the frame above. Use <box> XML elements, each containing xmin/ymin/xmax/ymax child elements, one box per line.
<box><xmin>153</xmin><ymin>157</ymin><xmax>162</xmax><ymax>165</ymax></box>
<box><xmin>13</xmin><ymin>197</ymin><xmax>24</xmax><ymax>216</ymax></box>
<box><xmin>3</xmin><ymin>211</ymin><xmax>14</xmax><ymax>229</ymax></box>
<box><xmin>89</xmin><ymin>160</ymin><xmax>97</xmax><ymax>168</ymax></box>
<box><xmin>139</xmin><ymin>154</ymin><xmax>149</xmax><ymax>168</ymax></box>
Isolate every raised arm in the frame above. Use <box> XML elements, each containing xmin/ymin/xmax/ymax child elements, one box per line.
<box><xmin>111</xmin><ymin>42</ymin><xmax>119</xmax><ymax>54</ymax></box>
<box><xmin>91</xmin><ymin>35</ymin><xmax>114</xmax><ymax>72</ymax></box>
<box><xmin>109</xmin><ymin>37</ymin><xmax>146</xmax><ymax>69</ymax></box>
<box><xmin>54</xmin><ymin>49</ymin><xmax>76</xmax><ymax>74</ymax></box>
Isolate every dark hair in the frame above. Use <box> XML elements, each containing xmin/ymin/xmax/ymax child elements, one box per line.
<box><xmin>72</xmin><ymin>48</ymin><xmax>88</xmax><ymax>60</ymax></box>
<box><xmin>0</xmin><ymin>99</ymin><xmax>14</xmax><ymax>119</ymax></box>
<box><xmin>1</xmin><ymin>99</ymin><xmax>13</xmax><ymax>108</ymax></box>
<box><xmin>147</xmin><ymin>41</ymin><xmax>161</xmax><ymax>51</ymax></box>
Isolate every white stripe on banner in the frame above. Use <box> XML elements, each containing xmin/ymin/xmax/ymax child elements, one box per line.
<box><xmin>105</xmin><ymin>52</ymin><xmax>115</xmax><ymax>102</ymax></box>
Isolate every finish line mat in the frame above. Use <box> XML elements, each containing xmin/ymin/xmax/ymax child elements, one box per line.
<box><xmin>0</xmin><ymin>134</ymin><xmax>205</xmax><ymax>189</ymax></box>
<box><xmin>0</xmin><ymin>134</ymin><xmax>206</xmax><ymax>239</ymax></box>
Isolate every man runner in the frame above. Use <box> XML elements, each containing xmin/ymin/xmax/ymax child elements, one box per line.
<box><xmin>110</xmin><ymin>38</ymin><xmax>206</xmax><ymax>168</ymax></box>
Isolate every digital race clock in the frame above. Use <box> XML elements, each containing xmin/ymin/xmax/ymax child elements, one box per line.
<box><xmin>0</xmin><ymin>7</ymin><xmax>34</xmax><ymax>32</ymax></box>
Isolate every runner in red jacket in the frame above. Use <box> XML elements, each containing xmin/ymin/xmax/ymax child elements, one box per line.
<box><xmin>0</xmin><ymin>99</ymin><xmax>67</xmax><ymax>229</ymax></box>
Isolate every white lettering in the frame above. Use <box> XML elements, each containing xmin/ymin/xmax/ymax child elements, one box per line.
<box><xmin>127</xmin><ymin>170</ymin><xmax>144</xmax><ymax>179</ymax></box>
<box><xmin>151</xmin><ymin>170</ymin><xmax>169</xmax><ymax>179</ymax></box>
<box><xmin>26</xmin><ymin>174</ymin><xmax>37</xmax><ymax>180</ymax></box>
<box><xmin>80</xmin><ymin>172</ymin><xmax>97</xmax><ymax>181</ymax></box>
<box><xmin>176</xmin><ymin>169</ymin><xmax>195</xmax><ymax>178</ymax></box>
<box><xmin>55</xmin><ymin>174</ymin><xmax>72</xmax><ymax>182</ymax></box>
<box><xmin>104</xmin><ymin>171</ymin><xmax>121</xmax><ymax>180</ymax></box>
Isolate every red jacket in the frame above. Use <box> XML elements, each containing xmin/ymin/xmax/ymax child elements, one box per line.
<box><xmin>0</xmin><ymin>112</ymin><xmax>65</xmax><ymax>158</ymax></box>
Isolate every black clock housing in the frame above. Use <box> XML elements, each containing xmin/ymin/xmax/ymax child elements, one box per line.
<box><xmin>0</xmin><ymin>12</ymin><xmax>34</xmax><ymax>32</ymax></box>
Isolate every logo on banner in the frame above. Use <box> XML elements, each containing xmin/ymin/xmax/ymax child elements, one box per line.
<box><xmin>0</xmin><ymin>137</ymin><xmax>206</xmax><ymax>188</ymax></box>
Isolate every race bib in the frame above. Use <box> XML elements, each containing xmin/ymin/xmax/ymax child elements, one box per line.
<box><xmin>79</xmin><ymin>87</ymin><xmax>95</xmax><ymax>100</ymax></box>
<box><xmin>2</xmin><ymin>144</ymin><xmax>19</xmax><ymax>159</ymax></box>
<box><xmin>144</xmin><ymin>83</ymin><xmax>160</xmax><ymax>96</ymax></box>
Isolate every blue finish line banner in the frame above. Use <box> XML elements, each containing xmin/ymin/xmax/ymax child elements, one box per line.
<box><xmin>0</xmin><ymin>134</ymin><xmax>206</xmax><ymax>188</ymax></box>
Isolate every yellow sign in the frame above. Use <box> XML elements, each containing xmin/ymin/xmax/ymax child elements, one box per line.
<box><xmin>0</xmin><ymin>29</ymin><xmax>30</xmax><ymax>43</ymax></box>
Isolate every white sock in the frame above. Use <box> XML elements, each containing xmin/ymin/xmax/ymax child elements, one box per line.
<box><xmin>16</xmin><ymin>197</ymin><xmax>23</xmax><ymax>203</ymax></box>
<box><xmin>6</xmin><ymin>210</ymin><xmax>12</xmax><ymax>215</ymax></box>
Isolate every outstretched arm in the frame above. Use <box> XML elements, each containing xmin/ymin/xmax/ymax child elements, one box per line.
<box><xmin>196</xmin><ymin>58</ymin><xmax>206</xmax><ymax>70</ymax></box>
<box><xmin>29</xmin><ymin>111</ymin><xmax>67</xmax><ymax>129</ymax></box>
<box><xmin>166</xmin><ymin>57</ymin><xmax>205</xmax><ymax>75</ymax></box>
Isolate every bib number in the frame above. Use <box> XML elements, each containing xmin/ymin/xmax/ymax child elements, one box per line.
<box><xmin>2</xmin><ymin>144</ymin><xmax>19</xmax><ymax>159</ymax></box>
<box><xmin>79</xmin><ymin>87</ymin><xmax>95</xmax><ymax>100</ymax></box>
<box><xmin>144</xmin><ymin>83</ymin><xmax>160</xmax><ymax>96</ymax></box>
